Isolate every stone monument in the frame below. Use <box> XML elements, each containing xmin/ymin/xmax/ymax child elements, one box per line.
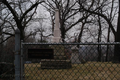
<box><xmin>52</xmin><ymin>9</ymin><xmax>61</xmax><ymax>43</ymax></box>
<box><xmin>51</xmin><ymin>9</ymin><xmax>65</xmax><ymax>60</ymax></box>
<box><xmin>41</xmin><ymin>9</ymin><xmax>71</xmax><ymax>69</ymax></box>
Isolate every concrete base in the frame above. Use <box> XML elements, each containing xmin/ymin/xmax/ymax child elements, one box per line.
<box><xmin>50</xmin><ymin>45</ymin><xmax>65</xmax><ymax>59</ymax></box>
<box><xmin>41</xmin><ymin>45</ymin><xmax>72</xmax><ymax>69</ymax></box>
<box><xmin>41</xmin><ymin>59</ymin><xmax>71</xmax><ymax>69</ymax></box>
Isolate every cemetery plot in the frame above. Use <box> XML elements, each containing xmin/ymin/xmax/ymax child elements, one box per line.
<box><xmin>22</xmin><ymin>43</ymin><xmax>120</xmax><ymax>80</ymax></box>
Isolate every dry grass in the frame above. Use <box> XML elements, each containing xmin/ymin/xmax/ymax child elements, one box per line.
<box><xmin>24</xmin><ymin>62</ymin><xmax>120</xmax><ymax>80</ymax></box>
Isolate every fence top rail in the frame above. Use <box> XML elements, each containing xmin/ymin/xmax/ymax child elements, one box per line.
<box><xmin>21</xmin><ymin>42</ymin><xmax>120</xmax><ymax>45</ymax></box>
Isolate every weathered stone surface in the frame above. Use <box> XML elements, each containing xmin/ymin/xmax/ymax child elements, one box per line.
<box><xmin>50</xmin><ymin>45</ymin><xmax>66</xmax><ymax>59</ymax></box>
<box><xmin>41</xmin><ymin>59</ymin><xmax>71</xmax><ymax>69</ymax></box>
<box><xmin>52</xmin><ymin>9</ymin><xmax>61</xmax><ymax>43</ymax></box>
<box><xmin>41</xmin><ymin>9</ymin><xmax>71</xmax><ymax>69</ymax></box>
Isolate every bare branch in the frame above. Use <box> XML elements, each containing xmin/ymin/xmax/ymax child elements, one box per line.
<box><xmin>20</xmin><ymin>1</ymin><xmax>44</xmax><ymax>22</ymax></box>
<box><xmin>2</xmin><ymin>0</ymin><xmax>19</xmax><ymax>23</ymax></box>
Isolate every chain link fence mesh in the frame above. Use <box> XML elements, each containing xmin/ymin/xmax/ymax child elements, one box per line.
<box><xmin>0</xmin><ymin>41</ymin><xmax>14</xmax><ymax>80</ymax></box>
<box><xmin>0</xmin><ymin>42</ymin><xmax>120</xmax><ymax>80</ymax></box>
<box><xmin>22</xmin><ymin>43</ymin><xmax>120</xmax><ymax>80</ymax></box>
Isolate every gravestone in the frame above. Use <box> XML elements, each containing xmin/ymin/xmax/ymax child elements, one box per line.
<box><xmin>41</xmin><ymin>9</ymin><xmax>71</xmax><ymax>69</ymax></box>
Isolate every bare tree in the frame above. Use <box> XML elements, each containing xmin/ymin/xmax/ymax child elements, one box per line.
<box><xmin>77</xmin><ymin>0</ymin><xmax>119</xmax><ymax>62</ymax></box>
<box><xmin>43</xmin><ymin>0</ymin><xmax>88</xmax><ymax>42</ymax></box>
<box><xmin>0</xmin><ymin>2</ymin><xmax>5</xmax><ymax>57</ymax></box>
<box><xmin>34</xmin><ymin>19</ymin><xmax>52</xmax><ymax>42</ymax></box>
<box><xmin>0</xmin><ymin>0</ymin><xmax>44</xmax><ymax>41</ymax></box>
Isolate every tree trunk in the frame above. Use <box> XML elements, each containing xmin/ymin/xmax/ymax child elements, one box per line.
<box><xmin>77</xmin><ymin>23</ymin><xmax>85</xmax><ymax>48</ymax></box>
<box><xmin>106</xmin><ymin>27</ymin><xmax>110</xmax><ymax>62</ymax></box>
<box><xmin>113</xmin><ymin>0</ymin><xmax>120</xmax><ymax>63</ymax></box>
<box><xmin>0</xmin><ymin>27</ymin><xmax>3</xmax><ymax>57</ymax></box>
<box><xmin>97</xmin><ymin>16</ymin><xmax>102</xmax><ymax>62</ymax></box>
<box><xmin>61</xmin><ymin>30</ymin><xmax>65</xmax><ymax>42</ymax></box>
<box><xmin>114</xmin><ymin>35</ymin><xmax>120</xmax><ymax>63</ymax></box>
<box><xmin>60</xmin><ymin>22</ymin><xmax>65</xmax><ymax>42</ymax></box>
<box><xmin>78</xmin><ymin>24</ymin><xmax>84</xmax><ymax>43</ymax></box>
<box><xmin>18</xmin><ymin>24</ymin><xmax>25</xmax><ymax>41</ymax></box>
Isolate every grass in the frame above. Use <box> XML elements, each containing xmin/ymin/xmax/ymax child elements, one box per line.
<box><xmin>24</xmin><ymin>62</ymin><xmax>120</xmax><ymax>80</ymax></box>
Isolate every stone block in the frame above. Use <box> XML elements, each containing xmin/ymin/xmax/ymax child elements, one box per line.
<box><xmin>41</xmin><ymin>59</ymin><xmax>71</xmax><ymax>69</ymax></box>
<box><xmin>50</xmin><ymin>45</ymin><xmax>65</xmax><ymax>59</ymax></box>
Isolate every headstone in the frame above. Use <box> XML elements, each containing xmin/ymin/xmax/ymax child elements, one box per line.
<box><xmin>41</xmin><ymin>9</ymin><xmax>71</xmax><ymax>69</ymax></box>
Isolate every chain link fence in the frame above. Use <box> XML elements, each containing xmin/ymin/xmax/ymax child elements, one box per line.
<box><xmin>0</xmin><ymin>38</ymin><xmax>15</xmax><ymax>80</ymax></box>
<box><xmin>21</xmin><ymin>42</ymin><xmax>120</xmax><ymax>80</ymax></box>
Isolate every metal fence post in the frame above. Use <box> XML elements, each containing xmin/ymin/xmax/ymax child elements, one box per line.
<box><xmin>21</xmin><ymin>40</ymin><xmax>24</xmax><ymax>80</ymax></box>
<box><xmin>15</xmin><ymin>29</ymin><xmax>21</xmax><ymax>80</ymax></box>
